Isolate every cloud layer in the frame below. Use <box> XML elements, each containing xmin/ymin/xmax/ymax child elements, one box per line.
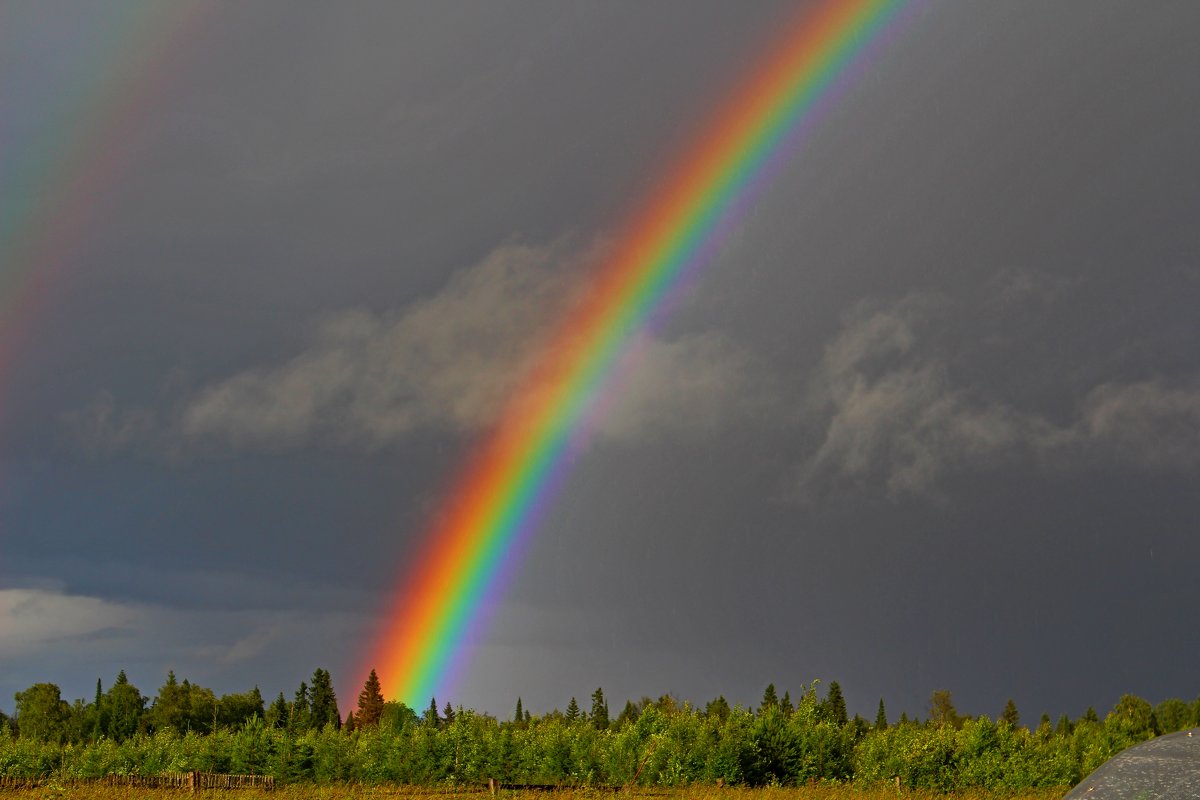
<box><xmin>799</xmin><ymin>294</ymin><xmax>1200</xmax><ymax>499</ymax></box>
<box><xmin>66</xmin><ymin>240</ymin><xmax>775</xmax><ymax>457</ymax></box>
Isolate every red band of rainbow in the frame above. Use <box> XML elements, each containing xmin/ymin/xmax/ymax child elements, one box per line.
<box><xmin>370</xmin><ymin>0</ymin><xmax>918</xmax><ymax>705</ymax></box>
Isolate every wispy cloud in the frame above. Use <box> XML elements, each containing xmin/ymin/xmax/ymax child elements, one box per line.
<box><xmin>799</xmin><ymin>294</ymin><xmax>1200</xmax><ymax>499</ymax></box>
<box><xmin>63</xmin><ymin>239</ymin><xmax>776</xmax><ymax>457</ymax></box>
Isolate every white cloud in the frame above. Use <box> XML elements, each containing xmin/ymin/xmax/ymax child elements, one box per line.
<box><xmin>67</xmin><ymin>239</ymin><xmax>775</xmax><ymax>456</ymax></box>
<box><xmin>0</xmin><ymin>584</ymin><xmax>370</xmax><ymax>689</ymax></box>
<box><xmin>0</xmin><ymin>586</ymin><xmax>145</xmax><ymax>656</ymax></box>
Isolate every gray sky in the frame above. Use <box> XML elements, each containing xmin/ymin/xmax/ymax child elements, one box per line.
<box><xmin>2</xmin><ymin>0</ymin><xmax>1199</xmax><ymax>724</ymax></box>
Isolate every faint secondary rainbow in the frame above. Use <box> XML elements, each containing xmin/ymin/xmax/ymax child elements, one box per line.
<box><xmin>0</xmin><ymin>2</ymin><xmax>208</xmax><ymax>425</ymax></box>
<box><xmin>371</xmin><ymin>0</ymin><xmax>918</xmax><ymax>705</ymax></box>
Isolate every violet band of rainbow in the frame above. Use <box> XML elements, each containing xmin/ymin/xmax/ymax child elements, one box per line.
<box><xmin>370</xmin><ymin>0</ymin><xmax>918</xmax><ymax>705</ymax></box>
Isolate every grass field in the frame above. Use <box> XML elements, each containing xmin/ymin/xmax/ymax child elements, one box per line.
<box><xmin>0</xmin><ymin>785</ymin><xmax>1069</xmax><ymax>800</ymax></box>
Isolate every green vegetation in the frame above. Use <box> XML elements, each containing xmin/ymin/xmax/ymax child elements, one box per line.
<box><xmin>3</xmin><ymin>670</ymin><xmax>1196</xmax><ymax>791</ymax></box>
<box><xmin>0</xmin><ymin>787</ymin><xmax>1069</xmax><ymax>800</ymax></box>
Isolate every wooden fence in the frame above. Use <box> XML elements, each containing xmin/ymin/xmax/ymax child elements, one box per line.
<box><xmin>0</xmin><ymin>771</ymin><xmax>274</xmax><ymax>792</ymax></box>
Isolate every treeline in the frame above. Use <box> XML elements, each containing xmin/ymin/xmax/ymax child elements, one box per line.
<box><xmin>2</xmin><ymin>670</ymin><xmax>1197</xmax><ymax>790</ymax></box>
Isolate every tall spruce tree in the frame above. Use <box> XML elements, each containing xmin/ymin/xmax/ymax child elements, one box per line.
<box><xmin>823</xmin><ymin>681</ymin><xmax>848</xmax><ymax>726</ymax></box>
<box><xmin>291</xmin><ymin>681</ymin><xmax>311</xmax><ymax>731</ymax></box>
<box><xmin>266</xmin><ymin>693</ymin><xmax>289</xmax><ymax>729</ymax></box>
<box><xmin>105</xmin><ymin>670</ymin><xmax>144</xmax><ymax>741</ymax></box>
<box><xmin>780</xmin><ymin>691</ymin><xmax>794</xmax><ymax>715</ymax></box>
<box><xmin>309</xmin><ymin>668</ymin><xmax>340</xmax><ymax>730</ymax></box>
<box><xmin>514</xmin><ymin>697</ymin><xmax>524</xmax><ymax>725</ymax></box>
<box><xmin>442</xmin><ymin>701</ymin><xmax>455</xmax><ymax>726</ymax></box>
<box><xmin>424</xmin><ymin>697</ymin><xmax>440</xmax><ymax>728</ymax></box>
<box><xmin>590</xmin><ymin>688</ymin><xmax>609</xmax><ymax>730</ymax></box>
<box><xmin>705</xmin><ymin>695</ymin><xmax>731</xmax><ymax>722</ymax></box>
<box><xmin>355</xmin><ymin>670</ymin><xmax>385</xmax><ymax>728</ymax></box>
<box><xmin>875</xmin><ymin>698</ymin><xmax>888</xmax><ymax>730</ymax></box>
<box><xmin>91</xmin><ymin>679</ymin><xmax>105</xmax><ymax>741</ymax></box>
<box><xmin>1000</xmin><ymin>699</ymin><xmax>1020</xmax><ymax>728</ymax></box>
<box><xmin>566</xmin><ymin>697</ymin><xmax>580</xmax><ymax>722</ymax></box>
<box><xmin>759</xmin><ymin>683</ymin><xmax>778</xmax><ymax>714</ymax></box>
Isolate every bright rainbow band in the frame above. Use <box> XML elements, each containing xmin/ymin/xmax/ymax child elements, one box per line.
<box><xmin>370</xmin><ymin>0</ymin><xmax>915</xmax><ymax>704</ymax></box>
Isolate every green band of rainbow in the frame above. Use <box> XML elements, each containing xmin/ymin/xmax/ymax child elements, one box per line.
<box><xmin>0</xmin><ymin>3</ymin><xmax>208</xmax><ymax>421</ymax></box>
<box><xmin>370</xmin><ymin>0</ymin><xmax>916</xmax><ymax>705</ymax></box>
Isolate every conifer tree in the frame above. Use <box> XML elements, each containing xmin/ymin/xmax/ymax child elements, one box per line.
<box><xmin>899</xmin><ymin>711</ymin><xmax>910</xmax><ymax>726</ymax></box>
<box><xmin>566</xmin><ymin>697</ymin><xmax>580</xmax><ymax>722</ymax></box>
<box><xmin>514</xmin><ymin>697</ymin><xmax>524</xmax><ymax>725</ymax></box>
<box><xmin>105</xmin><ymin>670</ymin><xmax>144</xmax><ymax>741</ymax></box>
<box><xmin>875</xmin><ymin>698</ymin><xmax>888</xmax><ymax>730</ymax></box>
<box><xmin>309</xmin><ymin>668</ymin><xmax>340</xmax><ymax>730</ymax></box>
<box><xmin>780</xmin><ymin>691</ymin><xmax>794</xmax><ymax>715</ymax></box>
<box><xmin>91</xmin><ymin>679</ymin><xmax>105</xmax><ymax>741</ymax></box>
<box><xmin>590</xmin><ymin>688</ymin><xmax>609</xmax><ymax>730</ymax></box>
<box><xmin>291</xmin><ymin>681</ymin><xmax>311</xmax><ymax>731</ymax></box>
<box><xmin>705</xmin><ymin>695</ymin><xmax>731</xmax><ymax>722</ymax></box>
<box><xmin>344</xmin><ymin>711</ymin><xmax>355</xmax><ymax>732</ymax></box>
<box><xmin>267</xmin><ymin>693</ymin><xmax>289</xmax><ymax>729</ymax></box>
<box><xmin>442</xmin><ymin>701</ymin><xmax>455</xmax><ymax>725</ymax></box>
<box><xmin>1000</xmin><ymin>699</ymin><xmax>1020</xmax><ymax>728</ymax></box>
<box><xmin>759</xmin><ymin>683</ymin><xmax>778</xmax><ymax>714</ymax></box>
<box><xmin>617</xmin><ymin>700</ymin><xmax>639</xmax><ymax>727</ymax></box>
<box><xmin>1083</xmin><ymin>706</ymin><xmax>1099</xmax><ymax>723</ymax></box>
<box><xmin>823</xmin><ymin>681</ymin><xmax>848</xmax><ymax>726</ymax></box>
<box><xmin>355</xmin><ymin>670</ymin><xmax>385</xmax><ymax>728</ymax></box>
<box><xmin>425</xmin><ymin>697</ymin><xmax>440</xmax><ymax>728</ymax></box>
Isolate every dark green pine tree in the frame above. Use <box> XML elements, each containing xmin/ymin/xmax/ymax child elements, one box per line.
<box><xmin>566</xmin><ymin>697</ymin><xmax>580</xmax><ymax>722</ymax></box>
<box><xmin>344</xmin><ymin>711</ymin><xmax>355</xmax><ymax>732</ymax></box>
<box><xmin>705</xmin><ymin>695</ymin><xmax>731</xmax><ymax>722</ymax></box>
<box><xmin>355</xmin><ymin>670</ymin><xmax>385</xmax><ymax>728</ymax></box>
<box><xmin>105</xmin><ymin>670</ymin><xmax>145</xmax><ymax>741</ymax></box>
<box><xmin>267</xmin><ymin>693</ymin><xmax>289</xmax><ymax>729</ymax></box>
<box><xmin>514</xmin><ymin>697</ymin><xmax>524</xmax><ymax>725</ymax></box>
<box><xmin>823</xmin><ymin>681</ymin><xmax>848</xmax><ymax>726</ymax></box>
<box><xmin>759</xmin><ymin>683</ymin><xmax>778</xmax><ymax>714</ymax></box>
<box><xmin>309</xmin><ymin>668</ymin><xmax>340</xmax><ymax>730</ymax></box>
<box><xmin>91</xmin><ymin>678</ymin><xmax>105</xmax><ymax>741</ymax></box>
<box><xmin>590</xmin><ymin>688</ymin><xmax>609</xmax><ymax>730</ymax></box>
<box><xmin>899</xmin><ymin>711</ymin><xmax>910</xmax><ymax>726</ymax></box>
<box><xmin>291</xmin><ymin>681</ymin><xmax>311</xmax><ymax>731</ymax></box>
<box><xmin>780</xmin><ymin>691</ymin><xmax>794</xmax><ymax>716</ymax></box>
<box><xmin>442</xmin><ymin>701</ymin><xmax>455</xmax><ymax>726</ymax></box>
<box><xmin>1000</xmin><ymin>699</ymin><xmax>1020</xmax><ymax>728</ymax></box>
<box><xmin>1083</xmin><ymin>706</ymin><xmax>1099</xmax><ymax>723</ymax></box>
<box><xmin>1056</xmin><ymin>714</ymin><xmax>1072</xmax><ymax>736</ymax></box>
<box><xmin>425</xmin><ymin>697</ymin><xmax>440</xmax><ymax>728</ymax></box>
<box><xmin>617</xmin><ymin>700</ymin><xmax>639</xmax><ymax>727</ymax></box>
<box><xmin>875</xmin><ymin>698</ymin><xmax>888</xmax><ymax>730</ymax></box>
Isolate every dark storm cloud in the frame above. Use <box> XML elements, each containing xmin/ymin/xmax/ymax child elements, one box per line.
<box><xmin>3</xmin><ymin>0</ymin><xmax>1200</xmax><ymax>722</ymax></box>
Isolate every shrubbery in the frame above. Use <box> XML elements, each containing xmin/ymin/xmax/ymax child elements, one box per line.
<box><xmin>2</xmin><ymin>679</ymin><xmax>1192</xmax><ymax>790</ymax></box>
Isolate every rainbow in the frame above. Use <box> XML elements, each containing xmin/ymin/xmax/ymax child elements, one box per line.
<box><xmin>371</xmin><ymin>0</ymin><xmax>917</xmax><ymax>705</ymax></box>
<box><xmin>0</xmin><ymin>3</ymin><xmax>207</xmax><ymax>422</ymax></box>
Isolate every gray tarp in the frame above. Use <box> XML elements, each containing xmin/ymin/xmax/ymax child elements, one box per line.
<box><xmin>1065</xmin><ymin>730</ymin><xmax>1200</xmax><ymax>799</ymax></box>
